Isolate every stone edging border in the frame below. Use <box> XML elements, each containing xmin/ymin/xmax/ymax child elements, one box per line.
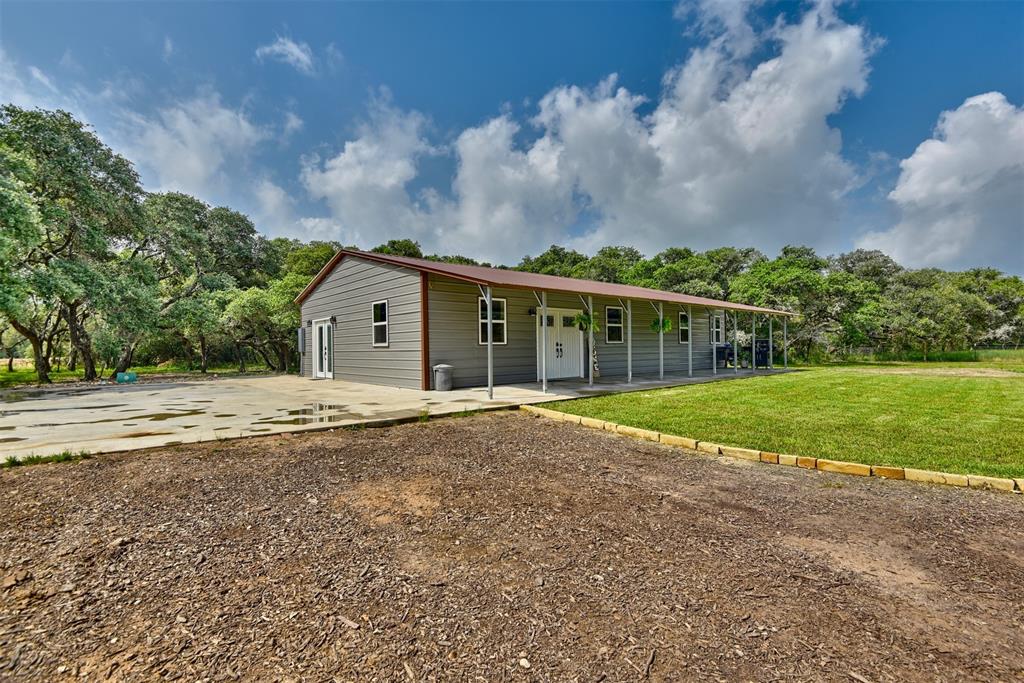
<box><xmin>520</xmin><ymin>405</ymin><xmax>1023</xmax><ymax>495</ymax></box>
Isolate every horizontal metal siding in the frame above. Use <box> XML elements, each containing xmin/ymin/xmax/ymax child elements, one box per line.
<box><xmin>299</xmin><ymin>256</ymin><xmax>421</xmax><ymax>389</ymax></box>
<box><xmin>427</xmin><ymin>276</ymin><xmax>565</xmax><ymax>388</ymax></box>
<box><xmin>427</xmin><ymin>276</ymin><xmax>723</xmax><ymax>388</ymax></box>
<box><xmin>592</xmin><ymin>299</ymin><xmax>715</xmax><ymax>376</ymax></box>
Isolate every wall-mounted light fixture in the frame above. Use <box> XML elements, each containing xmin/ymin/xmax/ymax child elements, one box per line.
<box><xmin>330</xmin><ymin>315</ymin><xmax>337</xmax><ymax>324</ymax></box>
<box><xmin>527</xmin><ymin>307</ymin><xmax>536</xmax><ymax>317</ymax></box>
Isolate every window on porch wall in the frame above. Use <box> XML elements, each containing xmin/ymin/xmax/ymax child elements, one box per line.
<box><xmin>606</xmin><ymin>306</ymin><xmax>623</xmax><ymax>343</ymax></box>
<box><xmin>711</xmin><ymin>313</ymin><xmax>724</xmax><ymax>344</ymax></box>
<box><xmin>477</xmin><ymin>297</ymin><xmax>507</xmax><ymax>345</ymax></box>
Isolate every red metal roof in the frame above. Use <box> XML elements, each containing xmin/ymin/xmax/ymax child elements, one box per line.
<box><xmin>295</xmin><ymin>249</ymin><xmax>794</xmax><ymax>316</ymax></box>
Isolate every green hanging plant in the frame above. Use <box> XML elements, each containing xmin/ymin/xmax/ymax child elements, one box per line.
<box><xmin>572</xmin><ymin>311</ymin><xmax>600</xmax><ymax>333</ymax></box>
<box><xmin>650</xmin><ymin>316</ymin><xmax>673</xmax><ymax>334</ymax></box>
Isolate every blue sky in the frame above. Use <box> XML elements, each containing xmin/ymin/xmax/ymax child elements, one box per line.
<box><xmin>2</xmin><ymin>1</ymin><xmax>1022</xmax><ymax>272</ymax></box>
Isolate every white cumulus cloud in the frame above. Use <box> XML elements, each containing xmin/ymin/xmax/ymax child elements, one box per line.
<box><xmin>300</xmin><ymin>92</ymin><xmax>439</xmax><ymax>246</ymax></box>
<box><xmin>255</xmin><ymin>36</ymin><xmax>315</xmax><ymax>75</ymax></box>
<box><xmin>117</xmin><ymin>90</ymin><xmax>269</xmax><ymax>199</ymax></box>
<box><xmin>297</xmin><ymin>0</ymin><xmax>876</xmax><ymax>263</ymax></box>
<box><xmin>858</xmin><ymin>92</ymin><xmax>1024</xmax><ymax>271</ymax></box>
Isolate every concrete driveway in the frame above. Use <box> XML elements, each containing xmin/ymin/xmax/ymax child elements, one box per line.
<box><xmin>0</xmin><ymin>375</ymin><xmax>545</xmax><ymax>458</ymax></box>
<box><xmin>0</xmin><ymin>369</ymin><xmax>787</xmax><ymax>458</ymax></box>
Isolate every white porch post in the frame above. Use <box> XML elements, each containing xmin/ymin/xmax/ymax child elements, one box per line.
<box><xmin>658</xmin><ymin>302</ymin><xmax>664</xmax><ymax>380</ymax></box>
<box><xmin>626</xmin><ymin>299</ymin><xmax>633</xmax><ymax>383</ymax></box>
<box><xmin>541</xmin><ymin>291</ymin><xmax>548</xmax><ymax>393</ymax></box>
<box><xmin>733</xmin><ymin>311</ymin><xmax>739</xmax><ymax>374</ymax></box>
<box><xmin>751</xmin><ymin>314</ymin><xmax>756</xmax><ymax>372</ymax></box>
<box><xmin>687</xmin><ymin>304</ymin><xmax>693</xmax><ymax>377</ymax></box>
<box><xmin>588</xmin><ymin>295</ymin><xmax>594</xmax><ymax>386</ymax></box>
<box><xmin>784</xmin><ymin>317</ymin><xmax>788</xmax><ymax>369</ymax></box>
<box><xmin>485</xmin><ymin>286</ymin><xmax>494</xmax><ymax>399</ymax></box>
<box><xmin>768</xmin><ymin>316</ymin><xmax>774</xmax><ymax>369</ymax></box>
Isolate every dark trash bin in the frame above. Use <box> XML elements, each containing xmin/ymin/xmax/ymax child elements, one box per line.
<box><xmin>754</xmin><ymin>339</ymin><xmax>770</xmax><ymax>367</ymax></box>
<box><xmin>715</xmin><ymin>342</ymin><xmax>734</xmax><ymax>368</ymax></box>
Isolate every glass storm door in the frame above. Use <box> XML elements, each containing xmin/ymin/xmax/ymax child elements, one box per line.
<box><xmin>314</xmin><ymin>320</ymin><xmax>333</xmax><ymax>378</ymax></box>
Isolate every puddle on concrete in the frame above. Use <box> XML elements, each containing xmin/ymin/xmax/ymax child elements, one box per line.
<box><xmin>214</xmin><ymin>414</ymin><xmax>236</xmax><ymax>418</ymax></box>
<box><xmin>0</xmin><ymin>437</ymin><xmax>26</xmax><ymax>443</ymax></box>
<box><xmin>249</xmin><ymin>428</ymin><xmax>272</xmax><ymax>432</ymax></box>
<box><xmin>18</xmin><ymin>408</ymin><xmax>206</xmax><ymax>428</ymax></box>
<box><xmin>115</xmin><ymin>430</ymin><xmax>175</xmax><ymax>439</ymax></box>
<box><xmin>0</xmin><ymin>426</ymin><xmax>14</xmax><ymax>431</ymax></box>
<box><xmin>144</xmin><ymin>409</ymin><xmax>205</xmax><ymax>422</ymax></box>
<box><xmin>2</xmin><ymin>403</ymin><xmax>130</xmax><ymax>415</ymax></box>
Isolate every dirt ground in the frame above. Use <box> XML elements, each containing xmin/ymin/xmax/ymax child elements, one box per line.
<box><xmin>1</xmin><ymin>411</ymin><xmax>1022</xmax><ymax>682</ymax></box>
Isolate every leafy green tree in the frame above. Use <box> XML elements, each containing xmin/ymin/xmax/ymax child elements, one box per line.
<box><xmin>283</xmin><ymin>241</ymin><xmax>341</xmax><ymax>279</ymax></box>
<box><xmin>221</xmin><ymin>276</ymin><xmax>301</xmax><ymax>372</ymax></box>
<box><xmin>517</xmin><ymin>245</ymin><xmax>588</xmax><ymax>277</ymax></box>
<box><xmin>830</xmin><ymin>249</ymin><xmax>902</xmax><ymax>291</ymax></box>
<box><xmin>372</xmin><ymin>238</ymin><xmax>423</xmax><ymax>258</ymax></box>
<box><xmin>0</xmin><ymin>106</ymin><xmax>144</xmax><ymax>382</ymax></box>
<box><xmin>207</xmin><ymin>207</ymin><xmax>263</xmax><ymax>288</ymax></box>
<box><xmin>427</xmin><ymin>253</ymin><xmax>485</xmax><ymax>266</ymax></box>
<box><xmin>573</xmin><ymin>246</ymin><xmax>644</xmax><ymax>282</ymax></box>
<box><xmin>646</xmin><ymin>249</ymin><xmax>724</xmax><ymax>298</ymax></box>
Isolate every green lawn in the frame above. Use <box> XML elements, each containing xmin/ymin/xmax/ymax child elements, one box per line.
<box><xmin>549</xmin><ymin>362</ymin><xmax>1024</xmax><ymax>479</ymax></box>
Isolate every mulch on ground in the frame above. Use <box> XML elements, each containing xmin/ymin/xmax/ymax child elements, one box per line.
<box><xmin>1</xmin><ymin>411</ymin><xmax>1022</xmax><ymax>681</ymax></box>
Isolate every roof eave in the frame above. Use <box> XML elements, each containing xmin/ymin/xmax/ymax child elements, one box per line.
<box><xmin>294</xmin><ymin>248</ymin><xmax>796</xmax><ymax>317</ymax></box>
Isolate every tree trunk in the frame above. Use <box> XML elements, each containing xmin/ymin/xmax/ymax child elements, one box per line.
<box><xmin>68</xmin><ymin>347</ymin><xmax>78</xmax><ymax>372</ymax></box>
<box><xmin>26</xmin><ymin>336</ymin><xmax>52</xmax><ymax>383</ymax></box>
<box><xmin>199</xmin><ymin>335</ymin><xmax>209</xmax><ymax>373</ymax></box>
<box><xmin>276</xmin><ymin>343</ymin><xmax>288</xmax><ymax>374</ymax></box>
<box><xmin>235</xmin><ymin>342</ymin><xmax>246</xmax><ymax>373</ymax></box>
<box><xmin>7</xmin><ymin>353</ymin><xmax>14</xmax><ymax>372</ymax></box>
<box><xmin>8</xmin><ymin>318</ymin><xmax>59</xmax><ymax>383</ymax></box>
<box><xmin>63</xmin><ymin>304</ymin><xmax>97</xmax><ymax>380</ymax></box>
<box><xmin>253</xmin><ymin>344</ymin><xmax>278</xmax><ymax>371</ymax></box>
<box><xmin>110</xmin><ymin>343</ymin><xmax>136</xmax><ymax>379</ymax></box>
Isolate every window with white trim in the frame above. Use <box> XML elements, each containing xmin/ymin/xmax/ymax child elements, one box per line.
<box><xmin>372</xmin><ymin>300</ymin><xmax>389</xmax><ymax>347</ymax></box>
<box><xmin>678</xmin><ymin>312</ymin><xmax>689</xmax><ymax>344</ymax></box>
<box><xmin>605</xmin><ymin>306</ymin><xmax>623</xmax><ymax>343</ymax></box>
<box><xmin>478</xmin><ymin>297</ymin><xmax>507</xmax><ymax>345</ymax></box>
<box><xmin>711</xmin><ymin>313</ymin><xmax>724</xmax><ymax>344</ymax></box>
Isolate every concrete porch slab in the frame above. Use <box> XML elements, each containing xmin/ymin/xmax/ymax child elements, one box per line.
<box><xmin>0</xmin><ymin>368</ymin><xmax>792</xmax><ymax>459</ymax></box>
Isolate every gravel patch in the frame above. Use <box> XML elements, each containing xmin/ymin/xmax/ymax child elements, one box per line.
<box><xmin>1</xmin><ymin>411</ymin><xmax>1022</xmax><ymax>680</ymax></box>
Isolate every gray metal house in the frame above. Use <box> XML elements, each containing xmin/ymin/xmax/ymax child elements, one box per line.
<box><xmin>294</xmin><ymin>250</ymin><xmax>793</xmax><ymax>395</ymax></box>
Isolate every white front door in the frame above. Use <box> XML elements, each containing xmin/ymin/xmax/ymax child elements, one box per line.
<box><xmin>313</xmin><ymin>320</ymin><xmax>333</xmax><ymax>379</ymax></box>
<box><xmin>537</xmin><ymin>308</ymin><xmax>584</xmax><ymax>380</ymax></box>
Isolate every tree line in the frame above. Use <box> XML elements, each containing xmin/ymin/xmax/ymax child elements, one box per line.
<box><xmin>2</xmin><ymin>105</ymin><xmax>1022</xmax><ymax>384</ymax></box>
<box><xmin>375</xmin><ymin>239</ymin><xmax>1024</xmax><ymax>361</ymax></box>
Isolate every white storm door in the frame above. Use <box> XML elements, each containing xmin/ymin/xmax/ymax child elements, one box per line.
<box><xmin>538</xmin><ymin>309</ymin><xmax>584</xmax><ymax>379</ymax></box>
<box><xmin>556</xmin><ymin>311</ymin><xmax>584</xmax><ymax>378</ymax></box>
<box><xmin>314</xmin><ymin>320</ymin><xmax>333</xmax><ymax>379</ymax></box>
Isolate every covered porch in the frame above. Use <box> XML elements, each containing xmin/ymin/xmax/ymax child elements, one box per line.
<box><xmin>504</xmin><ymin>366</ymin><xmax>796</xmax><ymax>400</ymax></box>
<box><xmin>477</xmin><ymin>280</ymin><xmax>796</xmax><ymax>399</ymax></box>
